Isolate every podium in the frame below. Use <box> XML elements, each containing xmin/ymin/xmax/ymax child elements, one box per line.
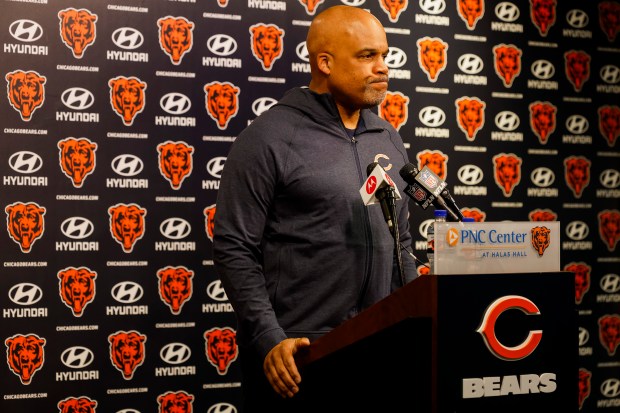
<box><xmin>294</xmin><ymin>272</ymin><xmax>578</xmax><ymax>412</ymax></box>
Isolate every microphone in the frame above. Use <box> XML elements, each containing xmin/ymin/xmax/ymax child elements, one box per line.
<box><xmin>360</xmin><ymin>162</ymin><xmax>402</xmax><ymax>232</ymax></box>
<box><xmin>399</xmin><ymin>163</ymin><xmax>463</xmax><ymax>222</ymax></box>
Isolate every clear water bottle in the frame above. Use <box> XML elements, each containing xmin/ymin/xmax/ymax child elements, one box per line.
<box><xmin>427</xmin><ymin>209</ymin><xmax>447</xmax><ymax>275</ymax></box>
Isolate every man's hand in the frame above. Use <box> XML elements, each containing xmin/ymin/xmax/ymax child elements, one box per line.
<box><xmin>263</xmin><ymin>337</ymin><xmax>311</xmax><ymax>398</ymax></box>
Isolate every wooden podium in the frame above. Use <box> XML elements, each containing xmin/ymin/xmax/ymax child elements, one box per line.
<box><xmin>293</xmin><ymin>272</ymin><xmax>578</xmax><ymax>412</ymax></box>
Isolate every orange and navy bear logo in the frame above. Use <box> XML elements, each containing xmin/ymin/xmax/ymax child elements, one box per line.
<box><xmin>108</xmin><ymin>330</ymin><xmax>146</xmax><ymax>380</ymax></box>
<box><xmin>598</xmin><ymin>105</ymin><xmax>620</xmax><ymax>147</ymax></box>
<box><xmin>598</xmin><ymin>209</ymin><xmax>620</xmax><ymax>251</ymax></box>
<box><xmin>157</xmin><ymin>141</ymin><xmax>194</xmax><ymax>190</ymax></box>
<box><xmin>417</xmin><ymin>150</ymin><xmax>448</xmax><ymax>180</ymax></box>
<box><xmin>298</xmin><ymin>0</ymin><xmax>326</xmax><ymax>15</ymax></box>
<box><xmin>529</xmin><ymin>101</ymin><xmax>556</xmax><ymax>144</ymax></box>
<box><xmin>5</xmin><ymin>201</ymin><xmax>46</xmax><ymax>253</ymax></box>
<box><xmin>455</xmin><ymin>97</ymin><xmax>485</xmax><ymax>141</ymax></box>
<box><xmin>493</xmin><ymin>153</ymin><xmax>522</xmax><ymax>197</ymax></box>
<box><xmin>249</xmin><ymin>23</ymin><xmax>284</xmax><ymax>71</ymax></box>
<box><xmin>108</xmin><ymin>203</ymin><xmax>146</xmax><ymax>253</ymax></box>
<box><xmin>461</xmin><ymin>207</ymin><xmax>486</xmax><ymax>222</ymax></box>
<box><xmin>564</xmin><ymin>156</ymin><xmax>591</xmax><ymax>198</ymax></box>
<box><xmin>578</xmin><ymin>368</ymin><xmax>592</xmax><ymax>410</ymax></box>
<box><xmin>6</xmin><ymin>70</ymin><xmax>46</xmax><ymax>122</ymax></box>
<box><xmin>204</xmin><ymin>204</ymin><xmax>216</xmax><ymax>242</ymax></box>
<box><xmin>109</xmin><ymin>76</ymin><xmax>147</xmax><ymax>126</ymax></box>
<box><xmin>380</xmin><ymin>91</ymin><xmax>409</xmax><ymax>131</ymax></box>
<box><xmin>417</xmin><ymin>37</ymin><xmax>448</xmax><ymax>83</ymax></box>
<box><xmin>157</xmin><ymin>266</ymin><xmax>194</xmax><ymax>315</ymax></box>
<box><xmin>493</xmin><ymin>44</ymin><xmax>522</xmax><ymax>88</ymax></box>
<box><xmin>565</xmin><ymin>261</ymin><xmax>591</xmax><ymax>305</ymax></box>
<box><xmin>204</xmin><ymin>327</ymin><xmax>238</xmax><ymax>375</ymax></box>
<box><xmin>204</xmin><ymin>81</ymin><xmax>240</xmax><ymax>130</ymax></box>
<box><xmin>5</xmin><ymin>333</ymin><xmax>46</xmax><ymax>385</ymax></box>
<box><xmin>157</xmin><ymin>390</ymin><xmax>194</xmax><ymax>413</ymax></box>
<box><xmin>530</xmin><ymin>0</ymin><xmax>556</xmax><ymax>37</ymax></box>
<box><xmin>58</xmin><ymin>8</ymin><xmax>97</xmax><ymax>59</ymax></box>
<box><xmin>599</xmin><ymin>314</ymin><xmax>620</xmax><ymax>356</ymax></box>
<box><xmin>58</xmin><ymin>137</ymin><xmax>97</xmax><ymax>188</ymax></box>
<box><xmin>564</xmin><ymin>50</ymin><xmax>590</xmax><ymax>93</ymax></box>
<box><xmin>217</xmin><ymin>0</ymin><xmax>229</xmax><ymax>7</ymax></box>
<box><xmin>529</xmin><ymin>208</ymin><xmax>557</xmax><ymax>221</ymax></box>
<box><xmin>457</xmin><ymin>0</ymin><xmax>484</xmax><ymax>30</ymax></box>
<box><xmin>58</xmin><ymin>396</ymin><xmax>97</xmax><ymax>413</ymax></box>
<box><xmin>380</xmin><ymin>0</ymin><xmax>409</xmax><ymax>23</ymax></box>
<box><xmin>58</xmin><ymin>267</ymin><xmax>97</xmax><ymax>317</ymax></box>
<box><xmin>417</xmin><ymin>264</ymin><xmax>430</xmax><ymax>277</ymax></box>
<box><xmin>599</xmin><ymin>1</ymin><xmax>620</xmax><ymax>42</ymax></box>
<box><xmin>530</xmin><ymin>226</ymin><xmax>551</xmax><ymax>256</ymax></box>
<box><xmin>157</xmin><ymin>16</ymin><xmax>194</xmax><ymax>65</ymax></box>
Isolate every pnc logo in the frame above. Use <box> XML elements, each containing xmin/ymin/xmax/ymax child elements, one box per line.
<box><xmin>160</xmin><ymin>217</ymin><xmax>191</xmax><ymax>240</ymax></box>
<box><xmin>61</xmin><ymin>217</ymin><xmax>94</xmax><ymax>239</ymax></box>
<box><xmin>9</xmin><ymin>151</ymin><xmax>43</xmax><ymax>173</ymax></box>
<box><xmin>457</xmin><ymin>53</ymin><xmax>484</xmax><ymax>75</ymax></box>
<box><xmin>207</xmin><ymin>156</ymin><xmax>226</xmax><ymax>179</ymax></box>
<box><xmin>457</xmin><ymin>165</ymin><xmax>484</xmax><ymax>185</ymax></box>
<box><xmin>61</xmin><ymin>87</ymin><xmax>95</xmax><ymax>110</ymax></box>
<box><xmin>207</xmin><ymin>34</ymin><xmax>237</xmax><ymax>56</ymax></box>
<box><xmin>565</xmin><ymin>114</ymin><xmax>589</xmax><ymax>135</ymax></box>
<box><xmin>9</xmin><ymin>19</ymin><xmax>43</xmax><ymax>42</ymax></box>
<box><xmin>8</xmin><ymin>283</ymin><xmax>43</xmax><ymax>305</ymax></box>
<box><xmin>419</xmin><ymin>106</ymin><xmax>446</xmax><ymax>127</ymax></box>
<box><xmin>61</xmin><ymin>346</ymin><xmax>94</xmax><ymax>369</ymax></box>
<box><xmin>566</xmin><ymin>221</ymin><xmax>589</xmax><ymax>241</ymax></box>
<box><xmin>531</xmin><ymin>59</ymin><xmax>555</xmax><ymax>80</ymax></box>
<box><xmin>111</xmin><ymin>27</ymin><xmax>144</xmax><ymax>50</ymax></box>
<box><xmin>111</xmin><ymin>154</ymin><xmax>143</xmax><ymax>177</ymax></box>
<box><xmin>160</xmin><ymin>92</ymin><xmax>191</xmax><ymax>115</ymax></box>
<box><xmin>530</xmin><ymin>167</ymin><xmax>555</xmax><ymax>187</ymax></box>
<box><xmin>495</xmin><ymin>111</ymin><xmax>520</xmax><ymax>131</ymax></box>
<box><xmin>495</xmin><ymin>2</ymin><xmax>519</xmax><ymax>22</ymax></box>
<box><xmin>111</xmin><ymin>281</ymin><xmax>144</xmax><ymax>304</ymax></box>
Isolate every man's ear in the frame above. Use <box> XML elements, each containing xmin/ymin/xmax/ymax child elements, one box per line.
<box><xmin>317</xmin><ymin>52</ymin><xmax>331</xmax><ymax>75</ymax></box>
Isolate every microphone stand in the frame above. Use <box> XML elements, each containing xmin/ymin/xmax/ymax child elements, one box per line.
<box><xmin>383</xmin><ymin>186</ymin><xmax>405</xmax><ymax>287</ymax></box>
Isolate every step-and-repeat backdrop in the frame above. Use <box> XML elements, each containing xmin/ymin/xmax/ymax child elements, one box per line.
<box><xmin>1</xmin><ymin>0</ymin><xmax>618</xmax><ymax>412</ymax></box>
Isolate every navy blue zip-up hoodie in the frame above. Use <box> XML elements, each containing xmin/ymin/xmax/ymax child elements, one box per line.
<box><xmin>213</xmin><ymin>87</ymin><xmax>418</xmax><ymax>360</ymax></box>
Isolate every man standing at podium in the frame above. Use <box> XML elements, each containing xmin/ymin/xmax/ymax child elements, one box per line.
<box><xmin>213</xmin><ymin>5</ymin><xmax>418</xmax><ymax>411</ymax></box>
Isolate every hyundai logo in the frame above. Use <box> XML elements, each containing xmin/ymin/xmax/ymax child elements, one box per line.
<box><xmin>252</xmin><ymin>97</ymin><xmax>277</xmax><ymax>116</ymax></box>
<box><xmin>457</xmin><ymin>53</ymin><xmax>484</xmax><ymax>74</ymax></box>
<box><xmin>531</xmin><ymin>59</ymin><xmax>555</xmax><ymax>80</ymax></box>
<box><xmin>160</xmin><ymin>92</ymin><xmax>192</xmax><ymax>115</ymax></box>
<box><xmin>340</xmin><ymin>0</ymin><xmax>366</xmax><ymax>6</ymax></box>
<box><xmin>296</xmin><ymin>41</ymin><xmax>309</xmax><ymax>62</ymax></box>
<box><xmin>386</xmin><ymin>47</ymin><xmax>407</xmax><ymax>68</ymax></box>
<box><xmin>600</xmin><ymin>65</ymin><xmax>620</xmax><ymax>84</ymax></box>
<box><xmin>600</xmin><ymin>273</ymin><xmax>620</xmax><ymax>294</ymax></box>
<box><xmin>578</xmin><ymin>327</ymin><xmax>589</xmax><ymax>346</ymax></box>
<box><xmin>9</xmin><ymin>19</ymin><xmax>43</xmax><ymax>42</ymax></box>
<box><xmin>111</xmin><ymin>281</ymin><xmax>144</xmax><ymax>304</ymax></box>
<box><xmin>565</xmin><ymin>114</ymin><xmax>589</xmax><ymax>134</ymax></box>
<box><xmin>457</xmin><ymin>165</ymin><xmax>484</xmax><ymax>185</ymax></box>
<box><xmin>206</xmin><ymin>280</ymin><xmax>229</xmax><ymax>302</ymax></box>
<box><xmin>565</xmin><ymin>220</ymin><xmax>589</xmax><ymax>241</ymax></box>
<box><xmin>8</xmin><ymin>283</ymin><xmax>43</xmax><ymax>305</ymax></box>
<box><xmin>112</xmin><ymin>27</ymin><xmax>144</xmax><ymax>50</ymax></box>
<box><xmin>160</xmin><ymin>218</ymin><xmax>191</xmax><ymax>239</ymax></box>
<box><xmin>530</xmin><ymin>167</ymin><xmax>555</xmax><ymax>187</ymax></box>
<box><xmin>207</xmin><ymin>403</ymin><xmax>237</xmax><ymax>413</ymax></box>
<box><xmin>8</xmin><ymin>151</ymin><xmax>43</xmax><ymax>174</ymax></box>
<box><xmin>61</xmin><ymin>87</ymin><xmax>95</xmax><ymax>110</ymax></box>
<box><xmin>61</xmin><ymin>346</ymin><xmax>94</xmax><ymax>369</ymax></box>
<box><xmin>207</xmin><ymin>156</ymin><xmax>226</xmax><ymax>178</ymax></box>
<box><xmin>111</xmin><ymin>154</ymin><xmax>144</xmax><ymax>177</ymax></box>
<box><xmin>61</xmin><ymin>217</ymin><xmax>95</xmax><ymax>239</ymax></box>
<box><xmin>494</xmin><ymin>111</ymin><xmax>520</xmax><ymax>131</ymax></box>
<box><xmin>419</xmin><ymin>0</ymin><xmax>446</xmax><ymax>15</ymax></box>
<box><xmin>495</xmin><ymin>2</ymin><xmax>520</xmax><ymax>22</ymax></box>
<box><xmin>599</xmin><ymin>169</ymin><xmax>620</xmax><ymax>189</ymax></box>
<box><xmin>566</xmin><ymin>9</ymin><xmax>589</xmax><ymax>29</ymax></box>
<box><xmin>117</xmin><ymin>410</ymin><xmax>141</xmax><ymax>413</ymax></box>
<box><xmin>600</xmin><ymin>379</ymin><xmax>620</xmax><ymax>398</ymax></box>
<box><xmin>419</xmin><ymin>106</ymin><xmax>446</xmax><ymax>127</ymax></box>
<box><xmin>207</xmin><ymin>34</ymin><xmax>237</xmax><ymax>56</ymax></box>
<box><xmin>160</xmin><ymin>342</ymin><xmax>191</xmax><ymax>364</ymax></box>
<box><xmin>420</xmin><ymin>219</ymin><xmax>434</xmax><ymax>238</ymax></box>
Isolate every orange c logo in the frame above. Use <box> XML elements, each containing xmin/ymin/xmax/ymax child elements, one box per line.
<box><xmin>476</xmin><ymin>295</ymin><xmax>542</xmax><ymax>361</ymax></box>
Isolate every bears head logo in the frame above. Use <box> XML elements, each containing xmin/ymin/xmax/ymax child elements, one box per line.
<box><xmin>249</xmin><ymin>23</ymin><xmax>284</xmax><ymax>71</ymax></box>
<box><xmin>5</xmin><ymin>333</ymin><xmax>46</xmax><ymax>385</ymax></box>
<box><xmin>456</xmin><ymin>97</ymin><xmax>485</xmax><ymax>140</ymax></box>
<box><xmin>108</xmin><ymin>203</ymin><xmax>146</xmax><ymax>253</ymax></box>
<box><xmin>564</xmin><ymin>50</ymin><xmax>591</xmax><ymax>93</ymax></box>
<box><xmin>204</xmin><ymin>204</ymin><xmax>216</xmax><ymax>242</ymax></box>
<box><xmin>157</xmin><ymin>16</ymin><xmax>194</xmax><ymax>65</ymax></box>
<box><xmin>109</xmin><ymin>76</ymin><xmax>147</xmax><ymax>126</ymax></box>
<box><xmin>380</xmin><ymin>91</ymin><xmax>409</xmax><ymax>130</ymax></box>
<box><xmin>298</xmin><ymin>0</ymin><xmax>326</xmax><ymax>15</ymax></box>
<box><xmin>598</xmin><ymin>105</ymin><xmax>620</xmax><ymax>147</ymax></box>
<box><xmin>461</xmin><ymin>207</ymin><xmax>486</xmax><ymax>222</ymax></box>
<box><xmin>157</xmin><ymin>266</ymin><xmax>194</xmax><ymax>315</ymax></box>
<box><xmin>157</xmin><ymin>391</ymin><xmax>194</xmax><ymax>413</ymax></box>
<box><xmin>5</xmin><ymin>70</ymin><xmax>46</xmax><ymax>121</ymax></box>
<box><xmin>564</xmin><ymin>156</ymin><xmax>591</xmax><ymax>198</ymax></box>
<box><xmin>578</xmin><ymin>368</ymin><xmax>592</xmax><ymax>410</ymax></box>
<box><xmin>380</xmin><ymin>0</ymin><xmax>409</xmax><ymax>23</ymax></box>
<box><xmin>58</xmin><ymin>267</ymin><xmax>97</xmax><ymax>317</ymax></box>
<box><xmin>493</xmin><ymin>153</ymin><xmax>522</xmax><ymax>197</ymax></box>
<box><xmin>565</xmin><ymin>261</ymin><xmax>591</xmax><ymax>304</ymax></box>
<box><xmin>417</xmin><ymin>37</ymin><xmax>448</xmax><ymax>82</ymax></box>
<box><xmin>204</xmin><ymin>327</ymin><xmax>238</xmax><ymax>375</ymax></box>
<box><xmin>58</xmin><ymin>137</ymin><xmax>97</xmax><ymax>188</ymax></box>
<box><xmin>598</xmin><ymin>209</ymin><xmax>620</xmax><ymax>251</ymax></box>
<box><xmin>417</xmin><ymin>150</ymin><xmax>448</xmax><ymax>180</ymax></box>
<box><xmin>493</xmin><ymin>44</ymin><xmax>522</xmax><ymax>88</ymax></box>
<box><xmin>157</xmin><ymin>141</ymin><xmax>194</xmax><ymax>190</ymax></box>
<box><xmin>598</xmin><ymin>314</ymin><xmax>620</xmax><ymax>356</ymax></box>
<box><xmin>5</xmin><ymin>201</ymin><xmax>46</xmax><ymax>253</ymax></box>
<box><xmin>529</xmin><ymin>208</ymin><xmax>557</xmax><ymax>221</ymax></box>
<box><xmin>457</xmin><ymin>0</ymin><xmax>484</xmax><ymax>30</ymax></box>
<box><xmin>58</xmin><ymin>396</ymin><xmax>97</xmax><ymax>413</ymax></box>
<box><xmin>204</xmin><ymin>81</ymin><xmax>240</xmax><ymax>130</ymax></box>
<box><xmin>530</xmin><ymin>226</ymin><xmax>551</xmax><ymax>256</ymax></box>
<box><xmin>108</xmin><ymin>330</ymin><xmax>146</xmax><ymax>380</ymax></box>
<box><xmin>530</xmin><ymin>0</ymin><xmax>556</xmax><ymax>37</ymax></box>
<box><xmin>529</xmin><ymin>101</ymin><xmax>557</xmax><ymax>144</ymax></box>
<box><xmin>58</xmin><ymin>8</ymin><xmax>97</xmax><ymax>58</ymax></box>
<box><xmin>599</xmin><ymin>1</ymin><xmax>620</xmax><ymax>42</ymax></box>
